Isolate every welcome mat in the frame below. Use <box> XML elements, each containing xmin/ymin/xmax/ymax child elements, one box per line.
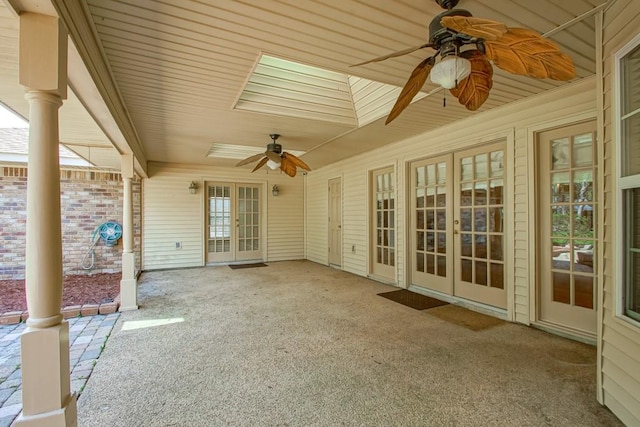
<box><xmin>378</xmin><ymin>289</ymin><xmax>449</xmax><ymax>310</ymax></box>
<box><xmin>426</xmin><ymin>305</ymin><xmax>505</xmax><ymax>331</ymax></box>
<box><xmin>228</xmin><ymin>263</ymin><xmax>268</xmax><ymax>270</ymax></box>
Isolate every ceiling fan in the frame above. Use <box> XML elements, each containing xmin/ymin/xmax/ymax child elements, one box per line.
<box><xmin>235</xmin><ymin>134</ymin><xmax>311</xmax><ymax>177</ymax></box>
<box><xmin>352</xmin><ymin>0</ymin><xmax>576</xmax><ymax>124</ymax></box>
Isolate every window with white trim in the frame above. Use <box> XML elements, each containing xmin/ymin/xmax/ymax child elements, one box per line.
<box><xmin>618</xmin><ymin>38</ymin><xmax>640</xmax><ymax>322</ymax></box>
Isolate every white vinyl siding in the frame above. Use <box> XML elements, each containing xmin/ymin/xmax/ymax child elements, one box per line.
<box><xmin>601</xmin><ymin>0</ymin><xmax>640</xmax><ymax>424</ymax></box>
<box><xmin>307</xmin><ymin>78</ymin><xmax>596</xmax><ymax>322</ymax></box>
<box><xmin>143</xmin><ymin>162</ymin><xmax>303</xmax><ymax>270</ymax></box>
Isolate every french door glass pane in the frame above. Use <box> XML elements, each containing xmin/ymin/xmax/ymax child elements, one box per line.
<box><xmin>417</xmin><ymin>252</ymin><xmax>424</xmax><ymax>272</ymax></box>
<box><xmin>490</xmin><ymin>263</ymin><xmax>504</xmax><ymax>288</ymax></box>
<box><xmin>553</xmin><ymin>272</ymin><xmax>571</xmax><ymax>303</ymax></box>
<box><xmin>461</xmin><ymin>157</ymin><xmax>473</xmax><ymax>181</ymax></box>
<box><xmin>475</xmin><ymin>155</ymin><xmax>488</xmax><ymax>179</ymax></box>
<box><xmin>552</xmin><ymin>138</ymin><xmax>570</xmax><ymax>169</ymax></box>
<box><xmin>573</xmin><ymin>134</ymin><xmax>594</xmax><ymax>167</ymax></box>
<box><xmin>575</xmin><ymin>275</ymin><xmax>594</xmax><ymax>309</ymax></box>
<box><xmin>490</xmin><ymin>180</ymin><xmax>503</xmax><ymax>204</ymax></box>
<box><xmin>490</xmin><ymin>151</ymin><xmax>503</xmax><ymax>177</ymax></box>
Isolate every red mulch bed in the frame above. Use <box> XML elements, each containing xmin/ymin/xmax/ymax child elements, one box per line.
<box><xmin>0</xmin><ymin>273</ymin><xmax>120</xmax><ymax>314</ymax></box>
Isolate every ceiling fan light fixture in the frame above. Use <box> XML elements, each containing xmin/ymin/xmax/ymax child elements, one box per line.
<box><xmin>430</xmin><ymin>55</ymin><xmax>472</xmax><ymax>89</ymax></box>
<box><xmin>267</xmin><ymin>159</ymin><xmax>281</xmax><ymax>170</ymax></box>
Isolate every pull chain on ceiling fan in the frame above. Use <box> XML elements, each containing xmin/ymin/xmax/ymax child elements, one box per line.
<box><xmin>352</xmin><ymin>0</ymin><xmax>576</xmax><ymax>124</ymax></box>
<box><xmin>236</xmin><ymin>134</ymin><xmax>311</xmax><ymax>177</ymax></box>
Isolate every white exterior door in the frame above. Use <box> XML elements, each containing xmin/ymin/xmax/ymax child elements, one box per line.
<box><xmin>411</xmin><ymin>155</ymin><xmax>453</xmax><ymax>294</ymax></box>
<box><xmin>207</xmin><ymin>183</ymin><xmax>262</xmax><ymax>263</ymax></box>
<box><xmin>370</xmin><ymin>167</ymin><xmax>396</xmax><ymax>282</ymax></box>
<box><xmin>410</xmin><ymin>142</ymin><xmax>507</xmax><ymax>309</ymax></box>
<box><xmin>453</xmin><ymin>144</ymin><xmax>507</xmax><ymax>308</ymax></box>
<box><xmin>537</xmin><ymin>122</ymin><xmax>597</xmax><ymax>336</ymax></box>
<box><xmin>328</xmin><ymin>178</ymin><xmax>342</xmax><ymax>266</ymax></box>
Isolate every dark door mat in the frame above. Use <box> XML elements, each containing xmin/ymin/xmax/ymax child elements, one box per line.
<box><xmin>427</xmin><ymin>305</ymin><xmax>505</xmax><ymax>331</ymax></box>
<box><xmin>378</xmin><ymin>289</ymin><xmax>449</xmax><ymax>310</ymax></box>
<box><xmin>228</xmin><ymin>263</ymin><xmax>267</xmax><ymax>270</ymax></box>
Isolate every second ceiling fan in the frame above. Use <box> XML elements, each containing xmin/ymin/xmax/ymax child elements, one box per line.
<box><xmin>236</xmin><ymin>134</ymin><xmax>311</xmax><ymax>177</ymax></box>
<box><xmin>352</xmin><ymin>0</ymin><xmax>576</xmax><ymax>124</ymax></box>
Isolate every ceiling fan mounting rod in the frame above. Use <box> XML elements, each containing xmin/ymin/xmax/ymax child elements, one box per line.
<box><xmin>435</xmin><ymin>0</ymin><xmax>459</xmax><ymax>10</ymax></box>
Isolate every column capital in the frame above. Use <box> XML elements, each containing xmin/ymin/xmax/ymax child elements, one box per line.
<box><xmin>121</xmin><ymin>153</ymin><xmax>135</xmax><ymax>179</ymax></box>
<box><xmin>25</xmin><ymin>90</ymin><xmax>63</xmax><ymax>107</ymax></box>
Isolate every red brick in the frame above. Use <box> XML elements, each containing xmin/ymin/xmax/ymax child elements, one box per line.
<box><xmin>99</xmin><ymin>302</ymin><xmax>118</xmax><ymax>314</ymax></box>
<box><xmin>80</xmin><ymin>304</ymin><xmax>99</xmax><ymax>316</ymax></box>
<box><xmin>0</xmin><ymin>171</ymin><xmax>142</xmax><ymax>280</ymax></box>
<box><xmin>62</xmin><ymin>305</ymin><xmax>82</xmax><ymax>319</ymax></box>
<box><xmin>20</xmin><ymin>311</ymin><xmax>29</xmax><ymax>322</ymax></box>
<box><xmin>0</xmin><ymin>311</ymin><xmax>23</xmax><ymax>325</ymax></box>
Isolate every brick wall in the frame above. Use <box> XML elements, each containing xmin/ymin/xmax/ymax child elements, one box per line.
<box><xmin>0</xmin><ymin>166</ymin><xmax>142</xmax><ymax>279</ymax></box>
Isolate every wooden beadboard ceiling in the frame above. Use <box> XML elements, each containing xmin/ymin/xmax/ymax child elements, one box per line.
<box><xmin>4</xmin><ymin>0</ymin><xmax>608</xmax><ymax>171</ymax></box>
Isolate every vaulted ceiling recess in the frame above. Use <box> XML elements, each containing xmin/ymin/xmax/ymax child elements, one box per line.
<box><xmin>234</xmin><ymin>55</ymin><xmax>428</xmax><ymax>128</ymax></box>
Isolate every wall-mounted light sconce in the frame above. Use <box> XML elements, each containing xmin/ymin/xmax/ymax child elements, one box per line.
<box><xmin>272</xmin><ymin>184</ymin><xmax>280</xmax><ymax>197</ymax></box>
<box><xmin>188</xmin><ymin>181</ymin><xmax>198</xmax><ymax>194</ymax></box>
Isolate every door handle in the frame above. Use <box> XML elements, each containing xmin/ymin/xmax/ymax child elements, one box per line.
<box><xmin>338</xmin><ymin>225</ymin><xmax>342</xmax><ymax>229</ymax></box>
<box><xmin>453</xmin><ymin>229</ymin><xmax>459</xmax><ymax>234</ymax></box>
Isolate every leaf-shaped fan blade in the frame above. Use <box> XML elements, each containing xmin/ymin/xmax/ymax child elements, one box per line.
<box><xmin>484</xmin><ymin>28</ymin><xmax>576</xmax><ymax>80</ymax></box>
<box><xmin>265</xmin><ymin>150</ymin><xmax>282</xmax><ymax>163</ymax></box>
<box><xmin>279</xmin><ymin>156</ymin><xmax>297</xmax><ymax>177</ymax></box>
<box><xmin>251</xmin><ymin>157</ymin><xmax>268</xmax><ymax>173</ymax></box>
<box><xmin>449</xmin><ymin>50</ymin><xmax>493</xmax><ymax>111</ymax></box>
<box><xmin>440</xmin><ymin>16</ymin><xmax>508</xmax><ymax>41</ymax></box>
<box><xmin>351</xmin><ymin>43</ymin><xmax>434</xmax><ymax>67</ymax></box>
<box><xmin>236</xmin><ymin>152</ymin><xmax>266</xmax><ymax>167</ymax></box>
<box><xmin>385</xmin><ymin>56</ymin><xmax>436</xmax><ymax>125</ymax></box>
<box><xmin>283</xmin><ymin>152</ymin><xmax>311</xmax><ymax>171</ymax></box>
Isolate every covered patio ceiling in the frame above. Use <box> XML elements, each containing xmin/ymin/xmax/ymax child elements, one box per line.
<box><xmin>1</xmin><ymin>0</ymin><xmax>606</xmax><ymax>172</ymax></box>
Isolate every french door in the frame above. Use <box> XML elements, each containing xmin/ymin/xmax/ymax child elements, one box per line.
<box><xmin>206</xmin><ymin>183</ymin><xmax>263</xmax><ymax>263</ymax></box>
<box><xmin>453</xmin><ymin>144</ymin><xmax>506</xmax><ymax>308</ymax></box>
<box><xmin>370</xmin><ymin>167</ymin><xmax>396</xmax><ymax>281</ymax></box>
<box><xmin>411</xmin><ymin>155</ymin><xmax>452</xmax><ymax>293</ymax></box>
<box><xmin>537</xmin><ymin>121</ymin><xmax>597</xmax><ymax>335</ymax></box>
<box><xmin>411</xmin><ymin>142</ymin><xmax>507</xmax><ymax>309</ymax></box>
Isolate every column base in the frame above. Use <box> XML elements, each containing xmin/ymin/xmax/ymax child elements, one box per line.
<box><xmin>13</xmin><ymin>394</ymin><xmax>77</xmax><ymax>427</ymax></box>
<box><xmin>17</xmin><ymin>322</ymin><xmax>76</xmax><ymax>427</ymax></box>
<box><xmin>119</xmin><ymin>279</ymin><xmax>138</xmax><ymax>311</ymax></box>
<box><xmin>120</xmin><ymin>252</ymin><xmax>137</xmax><ymax>311</ymax></box>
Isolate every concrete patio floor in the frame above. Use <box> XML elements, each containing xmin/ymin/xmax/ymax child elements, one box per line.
<box><xmin>78</xmin><ymin>260</ymin><xmax>622</xmax><ymax>426</ymax></box>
